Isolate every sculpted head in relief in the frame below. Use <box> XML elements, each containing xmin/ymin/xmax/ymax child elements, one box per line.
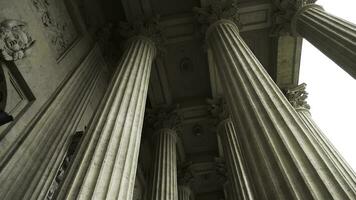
<box><xmin>0</xmin><ymin>19</ymin><xmax>35</xmax><ymax>61</ymax></box>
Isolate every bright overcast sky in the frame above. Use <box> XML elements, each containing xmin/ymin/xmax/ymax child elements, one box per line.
<box><xmin>299</xmin><ymin>0</ymin><xmax>356</xmax><ymax>170</ymax></box>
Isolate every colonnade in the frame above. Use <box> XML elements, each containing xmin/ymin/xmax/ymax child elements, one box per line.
<box><xmin>2</xmin><ymin>0</ymin><xmax>356</xmax><ymax>199</ymax></box>
<box><xmin>58</xmin><ymin>1</ymin><xmax>356</xmax><ymax>199</ymax></box>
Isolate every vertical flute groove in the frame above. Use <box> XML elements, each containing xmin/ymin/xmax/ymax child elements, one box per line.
<box><xmin>57</xmin><ymin>36</ymin><xmax>156</xmax><ymax>200</ymax></box>
<box><xmin>295</xmin><ymin>6</ymin><xmax>356</xmax><ymax>79</ymax></box>
<box><xmin>218</xmin><ymin>119</ymin><xmax>255</xmax><ymax>200</ymax></box>
<box><xmin>149</xmin><ymin>129</ymin><xmax>178</xmax><ymax>200</ymax></box>
<box><xmin>0</xmin><ymin>45</ymin><xmax>106</xmax><ymax>200</ymax></box>
<box><xmin>207</xmin><ymin>19</ymin><xmax>356</xmax><ymax>199</ymax></box>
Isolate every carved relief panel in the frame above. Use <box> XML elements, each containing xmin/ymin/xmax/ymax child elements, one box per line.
<box><xmin>0</xmin><ymin>62</ymin><xmax>35</xmax><ymax>136</ymax></box>
<box><xmin>0</xmin><ymin>20</ymin><xmax>35</xmax><ymax>61</ymax></box>
<box><xmin>31</xmin><ymin>0</ymin><xmax>81</xmax><ymax>60</ymax></box>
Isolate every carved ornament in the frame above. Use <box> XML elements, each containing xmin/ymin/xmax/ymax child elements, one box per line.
<box><xmin>32</xmin><ymin>0</ymin><xmax>79</xmax><ymax>58</ymax></box>
<box><xmin>145</xmin><ymin>105</ymin><xmax>182</xmax><ymax>131</ymax></box>
<box><xmin>285</xmin><ymin>83</ymin><xmax>310</xmax><ymax>110</ymax></box>
<box><xmin>271</xmin><ymin>0</ymin><xmax>317</xmax><ymax>36</ymax></box>
<box><xmin>206</xmin><ymin>98</ymin><xmax>230</xmax><ymax>121</ymax></box>
<box><xmin>214</xmin><ymin>157</ymin><xmax>228</xmax><ymax>182</ymax></box>
<box><xmin>0</xmin><ymin>20</ymin><xmax>35</xmax><ymax>61</ymax></box>
<box><xmin>118</xmin><ymin>16</ymin><xmax>165</xmax><ymax>54</ymax></box>
<box><xmin>178</xmin><ymin>162</ymin><xmax>195</xmax><ymax>186</ymax></box>
<box><xmin>193</xmin><ymin>0</ymin><xmax>240</xmax><ymax>26</ymax></box>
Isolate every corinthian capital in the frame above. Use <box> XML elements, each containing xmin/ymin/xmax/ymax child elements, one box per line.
<box><xmin>285</xmin><ymin>83</ymin><xmax>311</xmax><ymax>110</ymax></box>
<box><xmin>214</xmin><ymin>157</ymin><xmax>228</xmax><ymax>183</ymax></box>
<box><xmin>119</xmin><ymin>16</ymin><xmax>165</xmax><ymax>53</ymax></box>
<box><xmin>178</xmin><ymin>162</ymin><xmax>195</xmax><ymax>186</ymax></box>
<box><xmin>274</xmin><ymin>0</ymin><xmax>317</xmax><ymax>10</ymax></box>
<box><xmin>271</xmin><ymin>0</ymin><xmax>318</xmax><ymax>36</ymax></box>
<box><xmin>193</xmin><ymin>0</ymin><xmax>240</xmax><ymax>26</ymax></box>
<box><xmin>207</xmin><ymin>98</ymin><xmax>230</xmax><ymax>121</ymax></box>
<box><xmin>145</xmin><ymin>106</ymin><xmax>182</xmax><ymax>131</ymax></box>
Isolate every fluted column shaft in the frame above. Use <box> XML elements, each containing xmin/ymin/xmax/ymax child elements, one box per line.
<box><xmin>0</xmin><ymin>45</ymin><xmax>104</xmax><ymax>200</ymax></box>
<box><xmin>57</xmin><ymin>36</ymin><xmax>156</xmax><ymax>200</ymax></box>
<box><xmin>178</xmin><ymin>185</ymin><xmax>192</xmax><ymax>200</ymax></box>
<box><xmin>217</xmin><ymin>118</ymin><xmax>255</xmax><ymax>200</ymax></box>
<box><xmin>149</xmin><ymin>128</ymin><xmax>178</xmax><ymax>200</ymax></box>
<box><xmin>293</xmin><ymin>5</ymin><xmax>356</xmax><ymax>78</ymax></box>
<box><xmin>207</xmin><ymin>19</ymin><xmax>356</xmax><ymax>199</ymax></box>
<box><xmin>296</xmin><ymin>107</ymin><xmax>356</xmax><ymax>189</ymax></box>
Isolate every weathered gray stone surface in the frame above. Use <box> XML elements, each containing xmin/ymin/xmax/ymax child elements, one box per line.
<box><xmin>0</xmin><ymin>44</ymin><xmax>108</xmax><ymax>200</ymax></box>
<box><xmin>217</xmin><ymin>118</ymin><xmax>255</xmax><ymax>200</ymax></box>
<box><xmin>149</xmin><ymin>128</ymin><xmax>178</xmax><ymax>200</ymax></box>
<box><xmin>293</xmin><ymin>4</ymin><xmax>356</xmax><ymax>79</ymax></box>
<box><xmin>286</xmin><ymin>83</ymin><xmax>356</xmax><ymax>193</ymax></box>
<box><xmin>178</xmin><ymin>185</ymin><xmax>192</xmax><ymax>200</ymax></box>
<box><xmin>1</xmin><ymin>0</ymin><xmax>356</xmax><ymax>199</ymax></box>
<box><xmin>0</xmin><ymin>0</ymin><xmax>107</xmax><ymax>167</ymax></box>
<box><xmin>57</xmin><ymin>36</ymin><xmax>156</xmax><ymax>200</ymax></box>
<box><xmin>205</xmin><ymin>17</ymin><xmax>356</xmax><ymax>199</ymax></box>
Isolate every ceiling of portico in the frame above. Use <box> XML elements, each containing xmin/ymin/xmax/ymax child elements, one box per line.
<box><xmin>98</xmin><ymin>0</ymin><xmax>303</xmax><ymax>198</ymax></box>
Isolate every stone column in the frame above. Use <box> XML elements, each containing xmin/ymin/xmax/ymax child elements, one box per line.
<box><xmin>217</xmin><ymin>118</ymin><xmax>255</xmax><ymax>200</ymax></box>
<box><xmin>208</xmin><ymin>98</ymin><xmax>255</xmax><ymax>200</ymax></box>
<box><xmin>195</xmin><ymin>1</ymin><xmax>356</xmax><ymax>199</ymax></box>
<box><xmin>223</xmin><ymin>181</ymin><xmax>233</xmax><ymax>200</ymax></box>
<box><xmin>57</xmin><ymin>19</ymin><xmax>160</xmax><ymax>200</ymax></box>
<box><xmin>178</xmin><ymin>185</ymin><xmax>192</xmax><ymax>200</ymax></box>
<box><xmin>286</xmin><ymin>83</ymin><xmax>356</xmax><ymax>189</ymax></box>
<box><xmin>147</xmin><ymin>108</ymin><xmax>180</xmax><ymax>200</ymax></box>
<box><xmin>149</xmin><ymin>129</ymin><xmax>178</xmax><ymax>200</ymax></box>
<box><xmin>277</xmin><ymin>1</ymin><xmax>356</xmax><ymax>78</ymax></box>
<box><xmin>177</xmin><ymin>163</ymin><xmax>195</xmax><ymax>200</ymax></box>
<box><xmin>0</xmin><ymin>45</ymin><xmax>104</xmax><ymax>200</ymax></box>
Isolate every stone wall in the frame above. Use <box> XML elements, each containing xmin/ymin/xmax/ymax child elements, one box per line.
<box><xmin>0</xmin><ymin>0</ymin><xmax>112</xmax><ymax>199</ymax></box>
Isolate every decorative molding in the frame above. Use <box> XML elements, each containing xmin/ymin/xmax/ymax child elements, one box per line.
<box><xmin>206</xmin><ymin>98</ymin><xmax>229</xmax><ymax>122</ymax></box>
<box><xmin>214</xmin><ymin>157</ymin><xmax>227</xmax><ymax>182</ymax></box>
<box><xmin>238</xmin><ymin>4</ymin><xmax>272</xmax><ymax>32</ymax></box>
<box><xmin>145</xmin><ymin>105</ymin><xmax>182</xmax><ymax>131</ymax></box>
<box><xmin>271</xmin><ymin>0</ymin><xmax>317</xmax><ymax>36</ymax></box>
<box><xmin>160</xmin><ymin>14</ymin><xmax>198</xmax><ymax>45</ymax></box>
<box><xmin>178</xmin><ymin>162</ymin><xmax>195</xmax><ymax>186</ymax></box>
<box><xmin>274</xmin><ymin>0</ymin><xmax>317</xmax><ymax>10</ymax></box>
<box><xmin>0</xmin><ymin>20</ymin><xmax>35</xmax><ymax>61</ymax></box>
<box><xmin>31</xmin><ymin>0</ymin><xmax>80</xmax><ymax>60</ymax></box>
<box><xmin>187</xmin><ymin>160</ymin><xmax>227</xmax><ymax>183</ymax></box>
<box><xmin>119</xmin><ymin>16</ymin><xmax>166</xmax><ymax>54</ymax></box>
<box><xmin>193</xmin><ymin>0</ymin><xmax>240</xmax><ymax>26</ymax></box>
<box><xmin>179</xmin><ymin>105</ymin><xmax>211</xmax><ymax>124</ymax></box>
<box><xmin>285</xmin><ymin>83</ymin><xmax>310</xmax><ymax>110</ymax></box>
<box><xmin>0</xmin><ymin>62</ymin><xmax>35</xmax><ymax>137</ymax></box>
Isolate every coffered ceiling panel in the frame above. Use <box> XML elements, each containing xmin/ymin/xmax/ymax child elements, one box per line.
<box><xmin>164</xmin><ymin>40</ymin><xmax>211</xmax><ymax>104</ymax></box>
<box><xmin>150</xmin><ymin>0</ymin><xmax>200</xmax><ymax>16</ymax></box>
<box><xmin>111</xmin><ymin>0</ymin><xmax>303</xmax><ymax>199</ymax></box>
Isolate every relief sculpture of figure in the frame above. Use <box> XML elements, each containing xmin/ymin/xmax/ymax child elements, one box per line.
<box><xmin>0</xmin><ymin>19</ymin><xmax>35</xmax><ymax>61</ymax></box>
